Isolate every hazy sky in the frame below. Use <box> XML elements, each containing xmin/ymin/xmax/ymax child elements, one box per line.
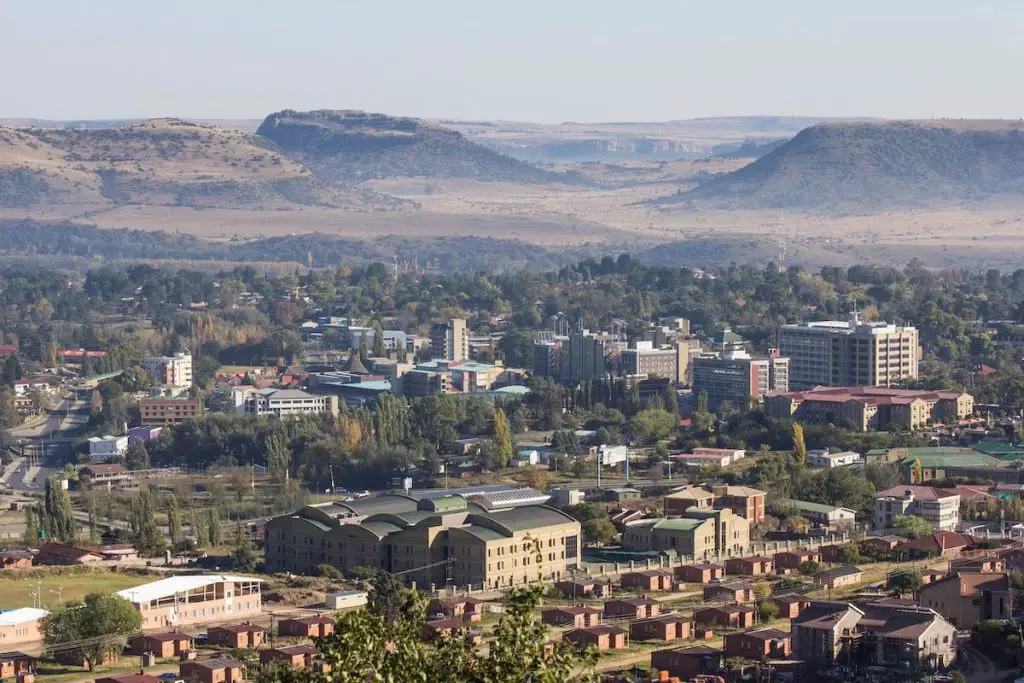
<box><xmin>3</xmin><ymin>0</ymin><xmax>1023</xmax><ymax>122</ymax></box>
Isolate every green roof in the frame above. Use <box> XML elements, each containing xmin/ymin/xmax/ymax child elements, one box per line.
<box><xmin>898</xmin><ymin>452</ymin><xmax>1003</xmax><ymax>468</ymax></box>
<box><xmin>488</xmin><ymin>506</ymin><xmax>574</xmax><ymax>532</ymax></box>
<box><xmin>655</xmin><ymin>518</ymin><xmax>705</xmax><ymax>531</ymax></box>
<box><xmin>418</xmin><ymin>495</ymin><xmax>468</xmax><ymax>514</ymax></box>
<box><xmin>458</xmin><ymin>525</ymin><xmax>507</xmax><ymax>542</ymax></box>
<box><xmin>974</xmin><ymin>441</ymin><xmax>1024</xmax><ymax>457</ymax></box>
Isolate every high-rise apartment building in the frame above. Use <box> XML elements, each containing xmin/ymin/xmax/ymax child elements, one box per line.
<box><xmin>776</xmin><ymin>312</ymin><xmax>918</xmax><ymax>390</ymax></box>
<box><xmin>691</xmin><ymin>349</ymin><xmax>789</xmax><ymax>410</ymax></box>
<box><xmin>430</xmin><ymin>319</ymin><xmax>469</xmax><ymax>361</ymax></box>
<box><xmin>563</xmin><ymin>327</ymin><xmax>613</xmax><ymax>385</ymax></box>
<box><xmin>532</xmin><ymin>333</ymin><xmax>563</xmax><ymax>379</ymax></box>
<box><xmin>140</xmin><ymin>352</ymin><xmax>193</xmax><ymax>388</ymax></box>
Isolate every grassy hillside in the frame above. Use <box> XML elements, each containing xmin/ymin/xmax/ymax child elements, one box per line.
<box><xmin>0</xmin><ymin>119</ymin><xmax>409</xmax><ymax>211</ymax></box>
<box><xmin>257</xmin><ymin>109</ymin><xmax>584</xmax><ymax>184</ymax></box>
<box><xmin>655</xmin><ymin>120</ymin><xmax>1024</xmax><ymax>211</ymax></box>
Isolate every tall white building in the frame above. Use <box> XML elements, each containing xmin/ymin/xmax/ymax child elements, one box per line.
<box><xmin>777</xmin><ymin>312</ymin><xmax>918</xmax><ymax>390</ymax></box>
<box><xmin>140</xmin><ymin>352</ymin><xmax>193</xmax><ymax>388</ymax></box>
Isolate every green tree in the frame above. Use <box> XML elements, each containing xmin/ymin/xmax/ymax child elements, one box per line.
<box><xmin>798</xmin><ymin>560</ymin><xmax>821</xmax><ymax>576</ymax></box>
<box><xmin>888</xmin><ymin>569</ymin><xmax>923</xmax><ymax>595</ymax></box>
<box><xmin>86</xmin><ymin>494</ymin><xmax>101</xmax><ymax>545</ymax></box>
<box><xmin>492</xmin><ymin>408</ymin><xmax>514</xmax><ymax>469</ymax></box>
<box><xmin>863</xmin><ymin>462</ymin><xmax>901</xmax><ymax>491</ymax></box>
<box><xmin>371</xmin><ymin>322</ymin><xmax>385</xmax><ymax>358</ymax></box>
<box><xmin>581</xmin><ymin>519</ymin><xmax>618</xmax><ymax>546</ymax></box>
<box><xmin>892</xmin><ymin>514</ymin><xmax>932</xmax><ymax>539</ymax></box>
<box><xmin>124</xmin><ymin>441</ymin><xmax>150</xmax><ymax>470</ymax></box>
<box><xmin>23</xmin><ymin>507</ymin><xmax>38</xmax><ymax>545</ymax></box>
<box><xmin>792</xmin><ymin>423</ymin><xmax>806</xmax><ymax>466</ymax></box>
<box><xmin>629</xmin><ymin>408</ymin><xmax>676</xmax><ymax>444</ymax></box>
<box><xmin>265</xmin><ymin>434</ymin><xmax>291</xmax><ymax>478</ymax></box>
<box><xmin>42</xmin><ymin>476</ymin><xmax>76</xmax><ymax>543</ymax></box>
<box><xmin>190</xmin><ymin>509</ymin><xmax>208</xmax><ymax>547</ymax></box>
<box><xmin>757</xmin><ymin>600</ymin><xmax>780</xmax><ymax>622</ymax></box>
<box><xmin>167</xmin><ymin>494</ymin><xmax>181</xmax><ymax>546</ymax></box>
<box><xmin>836</xmin><ymin>544</ymin><xmax>861</xmax><ymax>564</ymax></box>
<box><xmin>207</xmin><ymin>508</ymin><xmax>222</xmax><ymax>546</ymax></box>
<box><xmin>358</xmin><ymin>332</ymin><xmax>369</xmax><ymax>363</ymax></box>
<box><xmin>254</xmin><ymin>585</ymin><xmax>595</xmax><ymax>683</ymax></box>
<box><xmin>231</xmin><ymin>524</ymin><xmax>256</xmax><ymax>572</ymax></box>
<box><xmin>43</xmin><ymin>593</ymin><xmax>142</xmax><ymax>671</ymax></box>
<box><xmin>131</xmin><ymin>486</ymin><xmax>165</xmax><ymax>557</ymax></box>
<box><xmin>697</xmin><ymin>390</ymin><xmax>709</xmax><ymax>414</ymax></box>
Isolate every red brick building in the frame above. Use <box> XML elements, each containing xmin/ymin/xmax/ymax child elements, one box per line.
<box><xmin>179</xmin><ymin>658</ymin><xmax>245</xmax><ymax>683</ymax></box>
<box><xmin>604</xmin><ymin>597</ymin><xmax>661</xmax><ymax>620</ymax></box>
<box><xmin>703</xmin><ymin>581</ymin><xmax>755</xmax><ymax>604</ymax></box>
<box><xmin>260</xmin><ymin>645</ymin><xmax>318</xmax><ymax>670</ymax></box>
<box><xmin>693</xmin><ymin>605</ymin><xmax>755</xmax><ymax>629</ymax></box>
<box><xmin>621</xmin><ymin>569</ymin><xmax>674</xmax><ymax>592</ymax></box>
<box><xmin>129</xmin><ymin>631</ymin><xmax>192</xmax><ymax>658</ymax></box>
<box><xmin>675</xmin><ymin>563</ymin><xmax>724</xmax><ymax>584</ymax></box>
<box><xmin>724</xmin><ymin>556</ymin><xmax>774</xmax><ymax>577</ymax></box>
<box><xmin>771</xmin><ymin>595</ymin><xmax>810</xmax><ymax>619</ymax></box>
<box><xmin>563</xmin><ymin>625</ymin><xmax>628</xmax><ymax>651</ymax></box>
<box><xmin>723</xmin><ymin>628</ymin><xmax>791</xmax><ymax>660</ymax></box>
<box><xmin>278</xmin><ymin>615</ymin><xmax>334</xmax><ymax>639</ymax></box>
<box><xmin>541</xmin><ymin>606</ymin><xmax>601</xmax><ymax>628</ymax></box>
<box><xmin>650</xmin><ymin>645</ymin><xmax>724</xmax><ymax>681</ymax></box>
<box><xmin>774</xmin><ymin>549</ymin><xmax>820</xmax><ymax>571</ymax></box>
<box><xmin>207</xmin><ymin>623</ymin><xmax>267</xmax><ymax>649</ymax></box>
<box><xmin>629</xmin><ymin>614</ymin><xmax>691</xmax><ymax>642</ymax></box>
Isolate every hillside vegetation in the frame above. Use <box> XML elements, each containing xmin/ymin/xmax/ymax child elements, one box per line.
<box><xmin>257</xmin><ymin>109</ymin><xmax>583</xmax><ymax>184</ymax></box>
<box><xmin>0</xmin><ymin>119</ymin><xmax>408</xmax><ymax>211</ymax></box>
<box><xmin>657</xmin><ymin>120</ymin><xmax>1024</xmax><ymax>211</ymax></box>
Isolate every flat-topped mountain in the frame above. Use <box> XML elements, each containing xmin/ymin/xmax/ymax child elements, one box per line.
<box><xmin>656</xmin><ymin>119</ymin><xmax>1024</xmax><ymax>211</ymax></box>
<box><xmin>256</xmin><ymin>109</ymin><xmax>581</xmax><ymax>183</ymax></box>
<box><xmin>0</xmin><ymin>118</ymin><xmax>408</xmax><ymax>211</ymax></box>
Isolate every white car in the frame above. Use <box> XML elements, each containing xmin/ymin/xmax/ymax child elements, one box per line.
<box><xmin>354</xmin><ymin>490</ymin><xmax>370</xmax><ymax>499</ymax></box>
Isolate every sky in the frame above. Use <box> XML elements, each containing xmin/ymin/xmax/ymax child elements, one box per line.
<box><xmin>2</xmin><ymin>0</ymin><xmax>1023</xmax><ymax>123</ymax></box>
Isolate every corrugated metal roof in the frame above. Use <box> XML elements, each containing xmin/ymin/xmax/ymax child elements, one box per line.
<box><xmin>116</xmin><ymin>575</ymin><xmax>262</xmax><ymax>603</ymax></box>
<box><xmin>468</xmin><ymin>487</ymin><xmax>550</xmax><ymax>509</ymax></box>
<box><xmin>487</xmin><ymin>505</ymin><xmax>576</xmax><ymax>532</ymax></box>
<box><xmin>0</xmin><ymin>608</ymin><xmax>48</xmax><ymax>625</ymax></box>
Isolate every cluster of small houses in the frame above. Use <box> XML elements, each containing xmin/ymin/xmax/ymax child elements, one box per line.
<box><xmin>426</xmin><ymin>535</ymin><xmax>1024</xmax><ymax>682</ymax></box>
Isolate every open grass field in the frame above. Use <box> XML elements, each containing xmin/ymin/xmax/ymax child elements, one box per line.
<box><xmin>0</xmin><ymin>570</ymin><xmax>152</xmax><ymax>611</ymax></box>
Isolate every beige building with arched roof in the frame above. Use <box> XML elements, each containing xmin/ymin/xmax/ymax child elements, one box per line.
<box><xmin>265</xmin><ymin>492</ymin><xmax>580</xmax><ymax>590</ymax></box>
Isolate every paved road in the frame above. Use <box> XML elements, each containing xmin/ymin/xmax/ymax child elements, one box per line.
<box><xmin>9</xmin><ymin>398</ymin><xmax>89</xmax><ymax>440</ymax></box>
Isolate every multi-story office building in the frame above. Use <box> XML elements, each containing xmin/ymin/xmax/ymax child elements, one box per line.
<box><xmin>430</xmin><ymin>319</ymin><xmax>469</xmax><ymax>362</ymax></box>
<box><xmin>620</xmin><ymin>341</ymin><xmax>689</xmax><ymax>384</ymax></box>
<box><xmin>872</xmin><ymin>485</ymin><xmax>960</xmax><ymax>531</ymax></box>
<box><xmin>244</xmin><ymin>389</ymin><xmax>339</xmax><ymax>417</ymax></box>
<box><xmin>777</xmin><ymin>312</ymin><xmax>919</xmax><ymax>389</ymax></box>
<box><xmin>265</xmin><ymin>494</ymin><xmax>581</xmax><ymax>590</ymax></box>
<box><xmin>140</xmin><ymin>352</ymin><xmax>193</xmax><ymax>388</ymax></box>
<box><xmin>139</xmin><ymin>397</ymin><xmax>203</xmax><ymax>426</ymax></box>
<box><xmin>691</xmin><ymin>349</ymin><xmax>789</xmax><ymax>410</ymax></box>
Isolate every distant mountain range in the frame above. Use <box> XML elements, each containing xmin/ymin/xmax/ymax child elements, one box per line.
<box><xmin>256</xmin><ymin>109</ymin><xmax>581</xmax><ymax>184</ymax></box>
<box><xmin>655</xmin><ymin>119</ymin><xmax>1024</xmax><ymax>211</ymax></box>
